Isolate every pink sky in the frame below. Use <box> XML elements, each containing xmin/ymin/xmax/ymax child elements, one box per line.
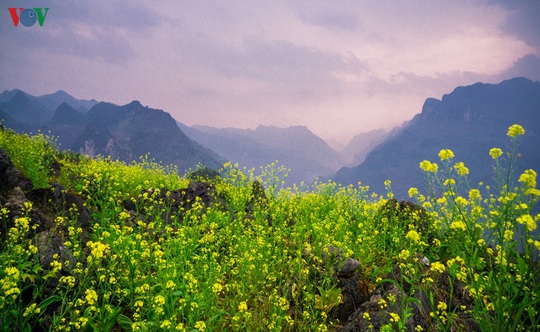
<box><xmin>1</xmin><ymin>0</ymin><xmax>539</xmax><ymax>144</ymax></box>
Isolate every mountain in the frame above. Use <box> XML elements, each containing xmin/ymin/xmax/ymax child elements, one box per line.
<box><xmin>333</xmin><ymin>77</ymin><xmax>540</xmax><ymax>198</ymax></box>
<box><xmin>0</xmin><ymin>108</ymin><xmax>40</xmax><ymax>133</ymax></box>
<box><xmin>37</xmin><ymin>90</ymin><xmax>98</xmax><ymax>113</ymax></box>
<box><xmin>340</xmin><ymin>129</ymin><xmax>388</xmax><ymax>166</ymax></box>
<box><xmin>0</xmin><ymin>91</ymin><xmax>224</xmax><ymax>172</ymax></box>
<box><xmin>45</xmin><ymin>103</ymin><xmax>87</xmax><ymax>146</ymax></box>
<box><xmin>0</xmin><ymin>90</ymin><xmax>53</xmax><ymax>124</ymax></box>
<box><xmin>0</xmin><ymin>89</ymin><xmax>98</xmax><ymax>114</ymax></box>
<box><xmin>179</xmin><ymin>124</ymin><xmax>343</xmax><ymax>184</ymax></box>
<box><xmin>48</xmin><ymin>102</ymin><xmax>86</xmax><ymax>126</ymax></box>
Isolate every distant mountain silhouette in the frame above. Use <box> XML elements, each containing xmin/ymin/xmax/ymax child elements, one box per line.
<box><xmin>179</xmin><ymin>124</ymin><xmax>343</xmax><ymax>184</ymax></box>
<box><xmin>333</xmin><ymin>77</ymin><xmax>540</xmax><ymax>198</ymax></box>
<box><xmin>0</xmin><ymin>91</ymin><xmax>224</xmax><ymax>172</ymax></box>
<box><xmin>340</xmin><ymin>129</ymin><xmax>388</xmax><ymax>166</ymax></box>
<box><xmin>48</xmin><ymin>102</ymin><xmax>85</xmax><ymax>126</ymax></box>
<box><xmin>0</xmin><ymin>90</ymin><xmax>52</xmax><ymax>124</ymax></box>
<box><xmin>37</xmin><ymin>90</ymin><xmax>98</xmax><ymax>113</ymax></box>
<box><xmin>0</xmin><ymin>89</ymin><xmax>98</xmax><ymax>121</ymax></box>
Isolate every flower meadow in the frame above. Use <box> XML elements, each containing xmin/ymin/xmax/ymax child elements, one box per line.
<box><xmin>0</xmin><ymin>124</ymin><xmax>539</xmax><ymax>331</ymax></box>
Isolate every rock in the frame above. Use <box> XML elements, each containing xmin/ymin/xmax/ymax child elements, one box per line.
<box><xmin>380</xmin><ymin>198</ymin><xmax>432</xmax><ymax>241</ymax></box>
<box><xmin>36</xmin><ymin>231</ymin><xmax>76</xmax><ymax>272</ymax></box>
<box><xmin>335</xmin><ymin>273</ymin><xmax>369</xmax><ymax>322</ymax></box>
<box><xmin>188</xmin><ymin>166</ymin><xmax>220</xmax><ymax>181</ymax></box>
<box><xmin>0</xmin><ymin>148</ymin><xmax>33</xmax><ymax>195</ymax></box>
<box><xmin>123</xmin><ymin>181</ymin><xmax>216</xmax><ymax>224</ymax></box>
<box><xmin>338</xmin><ymin>263</ymin><xmax>480</xmax><ymax>332</ymax></box>
<box><xmin>338</xmin><ymin>258</ymin><xmax>361</xmax><ymax>278</ymax></box>
<box><xmin>28</xmin><ymin>183</ymin><xmax>92</xmax><ymax>230</ymax></box>
<box><xmin>2</xmin><ymin>187</ymin><xmax>47</xmax><ymax>234</ymax></box>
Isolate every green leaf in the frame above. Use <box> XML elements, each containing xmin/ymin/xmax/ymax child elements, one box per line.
<box><xmin>38</xmin><ymin>295</ymin><xmax>62</xmax><ymax>310</ymax></box>
<box><xmin>116</xmin><ymin>313</ymin><xmax>133</xmax><ymax>332</ymax></box>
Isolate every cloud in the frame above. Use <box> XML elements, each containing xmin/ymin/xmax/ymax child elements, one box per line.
<box><xmin>488</xmin><ymin>0</ymin><xmax>540</xmax><ymax>49</ymax></box>
<box><xmin>1</xmin><ymin>0</ymin><xmax>539</xmax><ymax>144</ymax></box>
<box><xmin>297</xmin><ymin>7</ymin><xmax>360</xmax><ymax>32</ymax></box>
<box><xmin>54</xmin><ymin>1</ymin><xmax>163</xmax><ymax>31</ymax></box>
<box><xmin>0</xmin><ymin>1</ymin><xmax>163</xmax><ymax>63</ymax></box>
<box><xmin>497</xmin><ymin>54</ymin><xmax>540</xmax><ymax>82</ymax></box>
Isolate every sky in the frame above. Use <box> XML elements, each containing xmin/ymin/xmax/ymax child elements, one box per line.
<box><xmin>1</xmin><ymin>1</ymin><xmax>539</xmax><ymax>146</ymax></box>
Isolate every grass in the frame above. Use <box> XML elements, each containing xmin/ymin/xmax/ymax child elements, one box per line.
<box><xmin>0</xmin><ymin>124</ymin><xmax>538</xmax><ymax>331</ymax></box>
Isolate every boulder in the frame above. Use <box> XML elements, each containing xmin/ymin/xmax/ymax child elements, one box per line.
<box><xmin>0</xmin><ymin>148</ymin><xmax>33</xmax><ymax>195</ymax></box>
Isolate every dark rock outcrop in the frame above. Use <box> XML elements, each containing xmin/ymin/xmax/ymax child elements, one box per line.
<box><xmin>0</xmin><ymin>148</ymin><xmax>33</xmax><ymax>196</ymax></box>
<box><xmin>338</xmin><ymin>262</ymin><xmax>480</xmax><ymax>332</ymax></box>
<box><xmin>123</xmin><ymin>181</ymin><xmax>216</xmax><ymax>224</ymax></box>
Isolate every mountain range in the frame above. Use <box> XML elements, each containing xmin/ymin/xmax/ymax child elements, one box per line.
<box><xmin>0</xmin><ymin>90</ymin><xmax>224</xmax><ymax>172</ymax></box>
<box><xmin>333</xmin><ymin>77</ymin><xmax>540</xmax><ymax>197</ymax></box>
<box><xmin>1</xmin><ymin>77</ymin><xmax>539</xmax><ymax>196</ymax></box>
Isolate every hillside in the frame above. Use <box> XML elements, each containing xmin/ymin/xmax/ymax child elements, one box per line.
<box><xmin>1</xmin><ymin>128</ymin><xmax>538</xmax><ymax>331</ymax></box>
<box><xmin>334</xmin><ymin>77</ymin><xmax>540</xmax><ymax>197</ymax></box>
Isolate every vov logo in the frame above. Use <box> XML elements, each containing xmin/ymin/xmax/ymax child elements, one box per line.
<box><xmin>8</xmin><ymin>8</ymin><xmax>49</xmax><ymax>27</ymax></box>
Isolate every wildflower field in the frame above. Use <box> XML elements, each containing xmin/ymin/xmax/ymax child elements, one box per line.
<box><xmin>0</xmin><ymin>124</ymin><xmax>539</xmax><ymax>331</ymax></box>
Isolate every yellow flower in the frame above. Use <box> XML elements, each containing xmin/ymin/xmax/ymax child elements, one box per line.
<box><xmin>419</xmin><ymin>160</ymin><xmax>438</xmax><ymax>173</ymax></box>
<box><xmin>87</xmin><ymin>241</ymin><xmax>109</xmax><ymax>261</ymax></box>
<box><xmin>517</xmin><ymin>214</ymin><xmax>537</xmax><ymax>232</ymax></box>
<box><xmin>317</xmin><ymin>323</ymin><xmax>328</xmax><ymax>332</ymax></box>
<box><xmin>438</xmin><ymin>149</ymin><xmax>454</xmax><ymax>161</ymax></box>
<box><xmin>166</xmin><ymin>280</ymin><xmax>176</xmax><ymax>290</ymax></box>
<box><xmin>406</xmin><ymin>230</ymin><xmax>421</xmax><ymax>243</ymax></box>
<box><xmin>238</xmin><ymin>301</ymin><xmax>248</xmax><ymax>312</ymax></box>
<box><xmin>85</xmin><ymin>289</ymin><xmax>98</xmax><ymax>305</ymax></box>
<box><xmin>525</xmin><ymin>188</ymin><xmax>540</xmax><ymax>196</ymax></box>
<box><xmin>455</xmin><ymin>196</ymin><xmax>468</xmax><ymax>206</ymax></box>
<box><xmin>277</xmin><ymin>296</ymin><xmax>289</xmax><ymax>311</ymax></box>
<box><xmin>212</xmin><ymin>282</ymin><xmax>223</xmax><ymax>294</ymax></box>
<box><xmin>363</xmin><ymin>312</ymin><xmax>371</xmax><ymax>320</ymax></box>
<box><xmin>468</xmin><ymin>189</ymin><xmax>481</xmax><ymax>201</ymax></box>
<box><xmin>5</xmin><ymin>267</ymin><xmax>20</xmax><ymax>279</ymax></box>
<box><xmin>454</xmin><ymin>162</ymin><xmax>469</xmax><ymax>175</ymax></box>
<box><xmin>389</xmin><ymin>312</ymin><xmax>400</xmax><ymax>322</ymax></box>
<box><xmin>507</xmin><ymin>124</ymin><xmax>525</xmax><ymax>138</ymax></box>
<box><xmin>450</xmin><ymin>220</ymin><xmax>466</xmax><ymax>231</ymax></box>
<box><xmin>14</xmin><ymin>217</ymin><xmax>30</xmax><ymax>232</ymax></box>
<box><xmin>408</xmin><ymin>187</ymin><xmax>419</xmax><ymax>198</ymax></box>
<box><xmin>154</xmin><ymin>295</ymin><xmax>165</xmax><ymax>307</ymax></box>
<box><xmin>437</xmin><ymin>301</ymin><xmax>448</xmax><ymax>312</ymax></box>
<box><xmin>23</xmin><ymin>303</ymin><xmax>37</xmax><ymax>317</ymax></box>
<box><xmin>504</xmin><ymin>229</ymin><xmax>514</xmax><ymax>241</ymax></box>
<box><xmin>399</xmin><ymin>249</ymin><xmax>410</xmax><ymax>260</ymax></box>
<box><xmin>194</xmin><ymin>321</ymin><xmax>206</xmax><ymax>331</ymax></box>
<box><xmin>518</xmin><ymin>169</ymin><xmax>537</xmax><ymax>188</ymax></box>
<box><xmin>59</xmin><ymin>276</ymin><xmax>76</xmax><ymax>287</ymax></box>
<box><xmin>489</xmin><ymin>148</ymin><xmax>503</xmax><ymax>159</ymax></box>
<box><xmin>443</xmin><ymin>179</ymin><xmax>455</xmax><ymax>186</ymax></box>
<box><xmin>160</xmin><ymin>320</ymin><xmax>172</xmax><ymax>329</ymax></box>
<box><xmin>430</xmin><ymin>261</ymin><xmax>446</xmax><ymax>273</ymax></box>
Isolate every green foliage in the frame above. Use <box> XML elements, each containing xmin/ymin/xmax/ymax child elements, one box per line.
<box><xmin>0</xmin><ymin>125</ymin><xmax>538</xmax><ymax>331</ymax></box>
<box><xmin>0</xmin><ymin>129</ymin><xmax>59</xmax><ymax>188</ymax></box>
